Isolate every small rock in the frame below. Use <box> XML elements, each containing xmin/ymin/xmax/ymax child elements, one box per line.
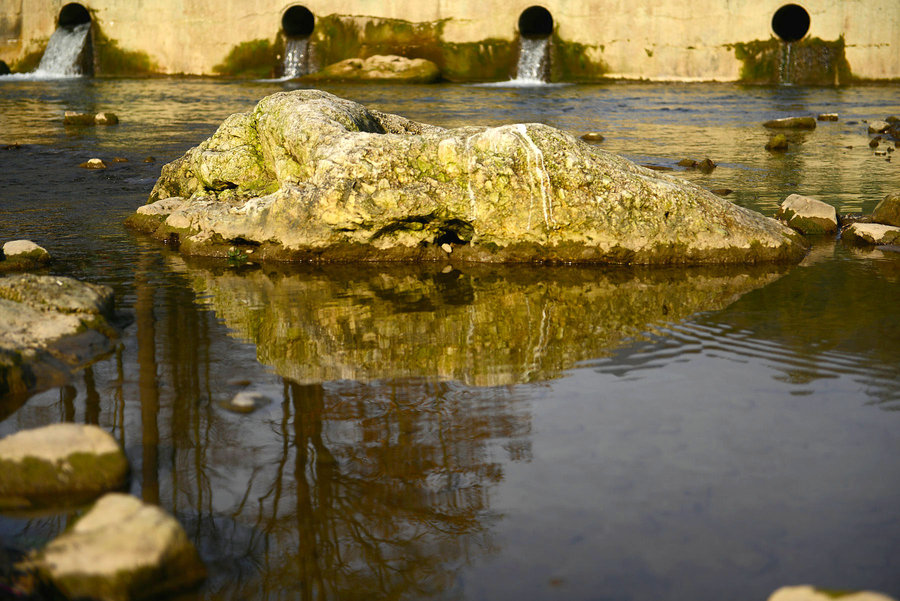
<box><xmin>93</xmin><ymin>112</ymin><xmax>119</xmax><ymax>125</ymax></box>
<box><xmin>224</xmin><ymin>391</ymin><xmax>272</xmax><ymax>414</ymax></box>
<box><xmin>143</xmin><ymin>156</ymin><xmax>156</xmax><ymax>163</ymax></box>
<box><xmin>776</xmin><ymin>194</ymin><xmax>839</xmax><ymax>235</ymax></box>
<box><xmin>112</xmin><ymin>157</ymin><xmax>129</xmax><ymax>163</ymax></box>
<box><xmin>0</xmin><ymin>424</ymin><xmax>129</xmax><ymax>511</ymax></box>
<box><xmin>763</xmin><ymin>116</ymin><xmax>817</xmax><ymax>129</ymax></box>
<box><xmin>63</xmin><ymin>111</ymin><xmax>96</xmax><ymax>126</ymax></box>
<box><xmin>710</xmin><ymin>188</ymin><xmax>733</xmax><ymax>196</ymax></box>
<box><xmin>441</xmin><ymin>243</ymin><xmax>453</xmax><ymax>253</ymax></box>
<box><xmin>768</xmin><ymin>585</ymin><xmax>897</xmax><ymax>601</ymax></box>
<box><xmin>580</xmin><ymin>132</ymin><xmax>604</xmax><ymax>142</ymax></box>
<box><xmin>843</xmin><ymin>222</ymin><xmax>900</xmax><ymax>245</ymax></box>
<box><xmin>869</xmin><ymin>136</ymin><xmax>881</xmax><ymax>148</ymax></box>
<box><xmin>887</xmin><ymin>116</ymin><xmax>900</xmax><ymax>124</ymax></box>
<box><xmin>697</xmin><ymin>158</ymin><xmax>716</xmax><ymax>173</ymax></box>
<box><xmin>2</xmin><ymin>240</ymin><xmax>50</xmax><ymax>266</ymax></box>
<box><xmin>33</xmin><ymin>493</ymin><xmax>206</xmax><ymax>601</ymax></box>
<box><xmin>80</xmin><ymin>158</ymin><xmax>107</xmax><ymax>169</ymax></box>
<box><xmin>872</xmin><ymin>192</ymin><xmax>900</xmax><ymax>227</ymax></box>
<box><xmin>867</xmin><ymin>120</ymin><xmax>890</xmax><ymax>134</ymax></box>
<box><xmin>875</xmin><ymin>149</ymin><xmax>887</xmax><ymax>156</ymax></box>
<box><xmin>677</xmin><ymin>158</ymin><xmax>698</xmax><ymax>168</ymax></box>
<box><xmin>765</xmin><ymin>134</ymin><xmax>789</xmax><ymax>151</ymax></box>
<box><xmin>817</xmin><ymin>113</ymin><xmax>839</xmax><ymax>121</ymax></box>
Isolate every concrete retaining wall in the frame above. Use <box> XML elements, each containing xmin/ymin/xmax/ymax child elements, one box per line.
<box><xmin>1</xmin><ymin>0</ymin><xmax>897</xmax><ymax>80</ymax></box>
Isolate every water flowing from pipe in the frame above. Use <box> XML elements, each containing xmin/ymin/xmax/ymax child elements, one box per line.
<box><xmin>36</xmin><ymin>22</ymin><xmax>91</xmax><ymax>77</ymax></box>
<box><xmin>513</xmin><ymin>36</ymin><xmax>550</xmax><ymax>83</ymax></box>
<box><xmin>282</xmin><ymin>37</ymin><xmax>310</xmax><ymax>79</ymax></box>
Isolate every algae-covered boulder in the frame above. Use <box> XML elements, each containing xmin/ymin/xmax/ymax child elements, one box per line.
<box><xmin>872</xmin><ymin>192</ymin><xmax>900</xmax><ymax>227</ymax></box>
<box><xmin>0</xmin><ymin>274</ymin><xmax>120</xmax><ymax>397</ymax></box>
<box><xmin>128</xmin><ymin>89</ymin><xmax>805</xmax><ymax>265</ymax></box>
<box><xmin>843</xmin><ymin>222</ymin><xmax>900</xmax><ymax>246</ymax></box>
<box><xmin>776</xmin><ymin>194</ymin><xmax>839</xmax><ymax>235</ymax></box>
<box><xmin>0</xmin><ymin>240</ymin><xmax>51</xmax><ymax>272</ymax></box>
<box><xmin>33</xmin><ymin>493</ymin><xmax>206</xmax><ymax>601</ymax></box>
<box><xmin>0</xmin><ymin>424</ymin><xmax>128</xmax><ymax>511</ymax></box>
<box><xmin>304</xmin><ymin>54</ymin><xmax>440</xmax><ymax>83</ymax></box>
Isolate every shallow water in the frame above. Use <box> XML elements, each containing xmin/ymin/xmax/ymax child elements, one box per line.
<box><xmin>1</xmin><ymin>78</ymin><xmax>900</xmax><ymax>601</ymax></box>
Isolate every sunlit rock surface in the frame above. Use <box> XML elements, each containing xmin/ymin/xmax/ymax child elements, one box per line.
<box><xmin>304</xmin><ymin>55</ymin><xmax>440</xmax><ymax>83</ymax></box>
<box><xmin>0</xmin><ymin>240</ymin><xmax>50</xmax><ymax>272</ymax></box>
<box><xmin>0</xmin><ymin>274</ymin><xmax>119</xmax><ymax>398</ymax></box>
<box><xmin>768</xmin><ymin>586</ymin><xmax>897</xmax><ymax>601</ymax></box>
<box><xmin>129</xmin><ymin>90</ymin><xmax>804</xmax><ymax>265</ymax></box>
<box><xmin>33</xmin><ymin>493</ymin><xmax>205</xmax><ymax>601</ymax></box>
<box><xmin>0</xmin><ymin>424</ymin><xmax>128</xmax><ymax>512</ymax></box>
<box><xmin>872</xmin><ymin>192</ymin><xmax>900</xmax><ymax>227</ymax></box>
<box><xmin>843</xmin><ymin>223</ymin><xmax>900</xmax><ymax>246</ymax></box>
<box><xmin>173</xmin><ymin>259</ymin><xmax>785</xmax><ymax>386</ymax></box>
<box><xmin>776</xmin><ymin>194</ymin><xmax>839</xmax><ymax>235</ymax></box>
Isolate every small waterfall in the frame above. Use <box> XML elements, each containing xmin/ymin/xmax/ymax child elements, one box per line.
<box><xmin>282</xmin><ymin>37</ymin><xmax>310</xmax><ymax>79</ymax></box>
<box><xmin>35</xmin><ymin>22</ymin><xmax>91</xmax><ymax>77</ymax></box>
<box><xmin>778</xmin><ymin>42</ymin><xmax>793</xmax><ymax>85</ymax></box>
<box><xmin>514</xmin><ymin>36</ymin><xmax>550</xmax><ymax>83</ymax></box>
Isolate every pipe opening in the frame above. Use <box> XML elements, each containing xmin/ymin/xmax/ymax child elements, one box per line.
<box><xmin>772</xmin><ymin>4</ymin><xmax>810</xmax><ymax>42</ymax></box>
<box><xmin>58</xmin><ymin>3</ymin><xmax>91</xmax><ymax>29</ymax></box>
<box><xmin>518</xmin><ymin>6</ymin><xmax>553</xmax><ymax>38</ymax></box>
<box><xmin>282</xmin><ymin>5</ymin><xmax>315</xmax><ymax>38</ymax></box>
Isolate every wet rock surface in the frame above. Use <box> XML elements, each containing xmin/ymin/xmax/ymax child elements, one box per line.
<box><xmin>843</xmin><ymin>222</ymin><xmax>900</xmax><ymax>246</ymax></box>
<box><xmin>0</xmin><ymin>424</ymin><xmax>128</xmax><ymax>512</ymax></box>
<box><xmin>764</xmin><ymin>116</ymin><xmax>817</xmax><ymax>130</ymax></box>
<box><xmin>776</xmin><ymin>194</ymin><xmax>839</xmax><ymax>235</ymax></box>
<box><xmin>768</xmin><ymin>586</ymin><xmax>897</xmax><ymax>601</ymax></box>
<box><xmin>872</xmin><ymin>192</ymin><xmax>900</xmax><ymax>227</ymax></box>
<box><xmin>128</xmin><ymin>89</ymin><xmax>804</xmax><ymax>265</ymax></box>
<box><xmin>0</xmin><ymin>240</ymin><xmax>51</xmax><ymax>273</ymax></box>
<box><xmin>0</xmin><ymin>274</ymin><xmax>120</xmax><ymax>398</ymax></box>
<box><xmin>31</xmin><ymin>493</ymin><xmax>205</xmax><ymax>601</ymax></box>
<box><xmin>64</xmin><ymin>111</ymin><xmax>119</xmax><ymax>126</ymax></box>
<box><xmin>304</xmin><ymin>55</ymin><xmax>440</xmax><ymax>83</ymax></box>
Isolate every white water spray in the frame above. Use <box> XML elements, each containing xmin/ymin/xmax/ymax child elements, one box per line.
<box><xmin>282</xmin><ymin>37</ymin><xmax>310</xmax><ymax>79</ymax></box>
<box><xmin>36</xmin><ymin>22</ymin><xmax>91</xmax><ymax>77</ymax></box>
<box><xmin>514</xmin><ymin>36</ymin><xmax>549</xmax><ymax>83</ymax></box>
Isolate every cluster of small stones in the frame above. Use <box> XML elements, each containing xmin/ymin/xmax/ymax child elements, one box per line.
<box><xmin>763</xmin><ymin>113</ymin><xmax>899</xmax><ymax>159</ymax></box>
<box><xmin>775</xmin><ymin>191</ymin><xmax>900</xmax><ymax>248</ymax></box>
<box><xmin>0</xmin><ymin>424</ymin><xmax>205</xmax><ymax>601</ymax></box>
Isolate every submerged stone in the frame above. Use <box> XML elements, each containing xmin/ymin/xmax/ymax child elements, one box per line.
<box><xmin>766</xmin><ymin>134</ymin><xmax>789</xmax><ymax>151</ymax></box>
<box><xmin>764</xmin><ymin>117</ymin><xmax>817</xmax><ymax>130</ymax></box>
<box><xmin>0</xmin><ymin>424</ymin><xmax>128</xmax><ymax>511</ymax></box>
<box><xmin>128</xmin><ymin>89</ymin><xmax>805</xmax><ymax>265</ymax></box>
<box><xmin>0</xmin><ymin>274</ymin><xmax>120</xmax><ymax>398</ymax></box>
<box><xmin>817</xmin><ymin>113</ymin><xmax>839</xmax><ymax>121</ymax></box>
<box><xmin>304</xmin><ymin>55</ymin><xmax>440</xmax><ymax>83</ymax></box>
<box><xmin>872</xmin><ymin>192</ymin><xmax>900</xmax><ymax>227</ymax></box>
<box><xmin>776</xmin><ymin>194</ymin><xmax>839</xmax><ymax>235</ymax></box>
<box><xmin>33</xmin><ymin>493</ymin><xmax>206</xmax><ymax>601</ymax></box>
<box><xmin>64</xmin><ymin>111</ymin><xmax>120</xmax><ymax>126</ymax></box>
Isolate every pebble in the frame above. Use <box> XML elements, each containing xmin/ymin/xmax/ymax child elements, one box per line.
<box><xmin>79</xmin><ymin>158</ymin><xmax>107</xmax><ymax>169</ymax></box>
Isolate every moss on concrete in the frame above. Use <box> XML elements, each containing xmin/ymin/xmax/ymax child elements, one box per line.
<box><xmin>214</xmin><ymin>38</ymin><xmax>283</xmax><ymax>78</ymax></box>
<box><xmin>441</xmin><ymin>39</ymin><xmax>517</xmax><ymax>81</ymax></box>
<box><xmin>731</xmin><ymin>36</ymin><xmax>853</xmax><ymax>85</ymax></box>
<box><xmin>550</xmin><ymin>35</ymin><xmax>609</xmax><ymax>81</ymax></box>
<box><xmin>11</xmin><ymin>43</ymin><xmax>45</xmax><ymax>73</ymax></box>
<box><xmin>93</xmin><ymin>23</ymin><xmax>159</xmax><ymax>76</ymax></box>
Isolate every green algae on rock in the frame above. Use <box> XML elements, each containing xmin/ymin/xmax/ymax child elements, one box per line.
<box><xmin>303</xmin><ymin>54</ymin><xmax>440</xmax><ymax>83</ymax></box>
<box><xmin>0</xmin><ymin>424</ymin><xmax>128</xmax><ymax>512</ymax></box>
<box><xmin>33</xmin><ymin>493</ymin><xmax>206</xmax><ymax>601</ymax></box>
<box><xmin>128</xmin><ymin>89</ymin><xmax>806</xmax><ymax>265</ymax></box>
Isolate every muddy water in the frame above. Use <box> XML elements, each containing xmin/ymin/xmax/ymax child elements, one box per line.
<box><xmin>1</xmin><ymin>78</ymin><xmax>899</xmax><ymax>601</ymax></box>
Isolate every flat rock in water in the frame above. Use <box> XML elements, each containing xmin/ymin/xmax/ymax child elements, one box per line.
<box><xmin>304</xmin><ymin>55</ymin><xmax>440</xmax><ymax>83</ymax></box>
<box><xmin>817</xmin><ymin>113</ymin><xmax>839</xmax><ymax>121</ymax></box>
<box><xmin>32</xmin><ymin>493</ymin><xmax>206</xmax><ymax>601</ymax></box>
<box><xmin>763</xmin><ymin>117</ymin><xmax>817</xmax><ymax>130</ymax></box>
<box><xmin>0</xmin><ymin>274</ymin><xmax>119</xmax><ymax>397</ymax></box>
<box><xmin>776</xmin><ymin>194</ymin><xmax>839</xmax><ymax>235</ymax></box>
<box><xmin>0</xmin><ymin>423</ymin><xmax>128</xmax><ymax>511</ymax></box>
<box><xmin>768</xmin><ymin>586</ymin><xmax>897</xmax><ymax>601</ymax></box>
<box><xmin>868</xmin><ymin>120</ymin><xmax>890</xmax><ymax>134</ymax></box>
<box><xmin>843</xmin><ymin>222</ymin><xmax>900</xmax><ymax>245</ymax></box>
<box><xmin>127</xmin><ymin>89</ymin><xmax>805</xmax><ymax>265</ymax></box>
<box><xmin>872</xmin><ymin>192</ymin><xmax>900</xmax><ymax>227</ymax></box>
<box><xmin>1</xmin><ymin>240</ymin><xmax>50</xmax><ymax>272</ymax></box>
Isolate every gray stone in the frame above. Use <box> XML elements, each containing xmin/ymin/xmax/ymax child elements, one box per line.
<box><xmin>304</xmin><ymin>55</ymin><xmax>440</xmax><ymax>83</ymax></box>
<box><xmin>768</xmin><ymin>586</ymin><xmax>897</xmax><ymax>601</ymax></box>
<box><xmin>0</xmin><ymin>424</ymin><xmax>128</xmax><ymax>511</ymax></box>
<box><xmin>127</xmin><ymin>90</ymin><xmax>805</xmax><ymax>265</ymax></box>
<box><xmin>763</xmin><ymin>117</ymin><xmax>817</xmax><ymax>130</ymax></box>
<box><xmin>843</xmin><ymin>222</ymin><xmax>900</xmax><ymax>245</ymax></box>
<box><xmin>872</xmin><ymin>192</ymin><xmax>900</xmax><ymax>227</ymax></box>
<box><xmin>0</xmin><ymin>274</ymin><xmax>119</xmax><ymax>397</ymax></box>
<box><xmin>33</xmin><ymin>493</ymin><xmax>205</xmax><ymax>601</ymax></box>
<box><xmin>868</xmin><ymin>120</ymin><xmax>891</xmax><ymax>134</ymax></box>
<box><xmin>1</xmin><ymin>240</ymin><xmax>50</xmax><ymax>272</ymax></box>
<box><xmin>776</xmin><ymin>194</ymin><xmax>839</xmax><ymax>235</ymax></box>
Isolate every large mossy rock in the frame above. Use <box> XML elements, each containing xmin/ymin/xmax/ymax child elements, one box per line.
<box><xmin>0</xmin><ymin>424</ymin><xmax>128</xmax><ymax>511</ymax></box>
<box><xmin>303</xmin><ymin>54</ymin><xmax>440</xmax><ymax>83</ymax></box>
<box><xmin>872</xmin><ymin>192</ymin><xmax>900</xmax><ymax>227</ymax></box>
<box><xmin>33</xmin><ymin>493</ymin><xmax>206</xmax><ymax>601</ymax></box>
<box><xmin>128</xmin><ymin>90</ymin><xmax>805</xmax><ymax>265</ymax></box>
<box><xmin>0</xmin><ymin>274</ymin><xmax>119</xmax><ymax>398</ymax></box>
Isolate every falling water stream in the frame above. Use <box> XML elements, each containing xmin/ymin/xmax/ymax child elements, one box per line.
<box><xmin>514</xmin><ymin>36</ymin><xmax>550</xmax><ymax>83</ymax></box>
<box><xmin>282</xmin><ymin>37</ymin><xmax>311</xmax><ymax>79</ymax></box>
<box><xmin>35</xmin><ymin>22</ymin><xmax>91</xmax><ymax>77</ymax></box>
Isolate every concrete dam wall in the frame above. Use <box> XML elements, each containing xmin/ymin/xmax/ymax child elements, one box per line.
<box><xmin>1</xmin><ymin>0</ymin><xmax>898</xmax><ymax>82</ymax></box>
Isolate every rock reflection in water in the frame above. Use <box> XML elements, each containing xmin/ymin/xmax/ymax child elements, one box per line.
<box><xmin>174</xmin><ymin>259</ymin><xmax>787</xmax><ymax>386</ymax></box>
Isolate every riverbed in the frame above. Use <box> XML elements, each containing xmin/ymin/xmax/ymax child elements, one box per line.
<box><xmin>1</xmin><ymin>77</ymin><xmax>899</xmax><ymax>601</ymax></box>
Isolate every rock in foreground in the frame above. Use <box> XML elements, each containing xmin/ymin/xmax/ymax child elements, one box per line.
<box><xmin>304</xmin><ymin>55</ymin><xmax>440</xmax><ymax>83</ymax></box>
<box><xmin>32</xmin><ymin>493</ymin><xmax>205</xmax><ymax>601</ymax></box>
<box><xmin>0</xmin><ymin>274</ymin><xmax>120</xmax><ymax>397</ymax></box>
<box><xmin>129</xmin><ymin>90</ymin><xmax>805</xmax><ymax>265</ymax></box>
<box><xmin>0</xmin><ymin>424</ymin><xmax>128</xmax><ymax>511</ymax></box>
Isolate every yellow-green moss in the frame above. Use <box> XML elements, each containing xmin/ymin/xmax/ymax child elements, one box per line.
<box><xmin>731</xmin><ymin>36</ymin><xmax>853</xmax><ymax>85</ymax></box>
<box><xmin>11</xmin><ymin>44</ymin><xmax>45</xmax><ymax>73</ymax></box>
<box><xmin>550</xmin><ymin>35</ymin><xmax>609</xmax><ymax>81</ymax></box>
<box><xmin>214</xmin><ymin>38</ymin><xmax>284</xmax><ymax>78</ymax></box>
<box><xmin>93</xmin><ymin>22</ymin><xmax>159</xmax><ymax>76</ymax></box>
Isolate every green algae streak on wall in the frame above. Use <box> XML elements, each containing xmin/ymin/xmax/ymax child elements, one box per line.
<box><xmin>0</xmin><ymin>0</ymin><xmax>896</xmax><ymax>81</ymax></box>
<box><xmin>732</xmin><ymin>37</ymin><xmax>854</xmax><ymax>85</ymax></box>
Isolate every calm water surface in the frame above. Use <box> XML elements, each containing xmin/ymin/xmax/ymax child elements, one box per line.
<box><xmin>1</xmin><ymin>78</ymin><xmax>899</xmax><ymax>601</ymax></box>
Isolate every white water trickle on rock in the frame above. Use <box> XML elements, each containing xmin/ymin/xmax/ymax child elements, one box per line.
<box><xmin>34</xmin><ymin>22</ymin><xmax>91</xmax><ymax>77</ymax></box>
<box><xmin>514</xmin><ymin>36</ymin><xmax>550</xmax><ymax>83</ymax></box>
<box><xmin>513</xmin><ymin>124</ymin><xmax>554</xmax><ymax>230</ymax></box>
<box><xmin>282</xmin><ymin>37</ymin><xmax>310</xmax><ymax>79</ymax></box>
